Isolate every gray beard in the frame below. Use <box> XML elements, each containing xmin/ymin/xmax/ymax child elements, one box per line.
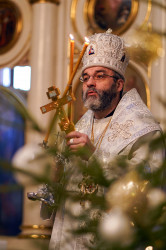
<box><xmin>82</xmin><ymin>83</ymin><xmax>117</xmax><ymax>112</ymax></box>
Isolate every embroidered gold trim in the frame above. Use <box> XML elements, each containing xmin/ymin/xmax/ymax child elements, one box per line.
<box><xmin>91</xmin><ymin>116</ymin><xmax>112</xmax><ymax>150</ymax></box>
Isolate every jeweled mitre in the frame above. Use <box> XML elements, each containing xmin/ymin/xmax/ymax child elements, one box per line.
<box><xmin>82</xmin><ymin>29</ymin><xmax>129</xmax><ymax>77</ymax></box>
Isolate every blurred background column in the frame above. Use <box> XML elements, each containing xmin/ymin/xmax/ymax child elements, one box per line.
<box><xmin>27</xmin><ymin>0</ymin><xmax>59</xmax><ymax>144</ymax></box>
<box><xmin>150</xmin><ymin>0</ymin><xmax>166</xmax><ymax>130</ymax></box>
<box><xmin>18</xmin><ymin>0</ymin><xmax>60</xmax><ymax>244</ymax></box>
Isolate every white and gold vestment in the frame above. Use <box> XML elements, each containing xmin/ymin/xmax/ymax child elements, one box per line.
<box><xmin>49</xmin><ymin>88</ymin><xmax>163</xmax><ymax>250</ymax></box>
<box><xmin>76</xmin><ymin>88</ymin><xmax>162</xmax><ymax>170</ymax></box>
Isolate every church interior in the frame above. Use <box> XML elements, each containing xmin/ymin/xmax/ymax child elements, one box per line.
<box><xmin>0</xmin><ymin>0</ymin><xmax>166</xmax><ymax>249</ymax></box>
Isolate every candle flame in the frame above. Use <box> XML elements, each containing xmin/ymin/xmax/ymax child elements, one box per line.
<box><xmin>69</xmin><ymin>34</ymin><xmax>74</xmax><ymax>41</ymax></box>
<box><xmin>85</xmin><ymin>37</ymin><xmax>89</xmax><ymax>44</ymax></box>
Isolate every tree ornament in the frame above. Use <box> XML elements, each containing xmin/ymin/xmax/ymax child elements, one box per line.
<box><xmin>12</xmin><ymin>143</ymin><xmax>54</xmax><ymax>186</ymax></box>
<box><xmin>147</xmin><ymin>188</ymin><xmax>166</xmax><ymax>208</ymax></box>
<box><xmin>105</xmin><ymin>171</ymin><xmax>149</xmax><ymax>218</ymax></box>
<box><xmin>99</xmin><ymin>207</ymin><xmax>134</xmax><ymax>245</ymax></box>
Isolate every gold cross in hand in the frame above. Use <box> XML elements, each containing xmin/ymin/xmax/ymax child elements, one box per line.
<box><xmin>40</xmin><ymin>85</ymin><xmax>75</xmax><ymax>145</ymax></box>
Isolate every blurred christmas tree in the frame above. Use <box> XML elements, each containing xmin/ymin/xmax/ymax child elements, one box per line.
<box><xmin>1</xmin><ymin>83</ymin><xmax>166</xmax><ymax>249</ymax></box>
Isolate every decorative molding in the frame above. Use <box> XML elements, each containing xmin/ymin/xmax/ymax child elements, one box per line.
<box><xmin>21</xmin><ymin>224</ymin><xmax>52</xmax><ymax>230</ymax></box>
<box><xmin>139</xmin><ymin>0</ymin><xmax>152</xmax><ymax>28</ymax></box>
<box><xmin>0</xmin><ymin>0</ymin><xmax>23</xmax><ymax>55</ymax></box>
<box><xmin>16</xmin><ymin>49</ymin><xmax>30</xmax><ymax>66</ymax></box>
<box><xmin>84</xmin><ymin>0</ymin><xmax>139</xmax><ymax>36</ymax></box>
<box><xmin>70</xmin><ymin>0</ymin><xmax>139</xmax><ymax>47</ymax></box>
<box><xmin>18</xmin><ymin>224</ymin><xmax>52</xmax><ymax>239</ymax></box>
<box><xmin>0</xmin><ymin>0</ymin><xmax>32</xmax><ymax>68</ymax></box>
<box><xmin>18</xmin><ymin>234</ymin><xmax>51</xmax><ymax>239</ymax></box>
<box><xmin>29</xmin><ymin>0</ymin><xmax>60</xmax><ymax>4</ymax></box>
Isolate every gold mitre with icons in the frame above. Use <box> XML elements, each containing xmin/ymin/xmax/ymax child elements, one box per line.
<box><xmin>82</xmin><ymin>29</ymin><xmax>129</xmax><ymax>78</ymax></box>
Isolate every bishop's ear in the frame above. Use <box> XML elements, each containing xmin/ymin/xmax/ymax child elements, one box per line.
<box><xmin>116</xmin><ymin>79</ymin><xmax>124</xmax><ymax>92</ymax></box>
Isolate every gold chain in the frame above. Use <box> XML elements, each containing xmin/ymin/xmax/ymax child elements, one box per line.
<box><xmin>79</xmin><ymin>116</ymin><xmax>112</xmax><ymax>207</ymax></box>
<box><xmin>91</xmin><ymin>116</ymin><xmax>112</xmax><ymax>150</ymax></box>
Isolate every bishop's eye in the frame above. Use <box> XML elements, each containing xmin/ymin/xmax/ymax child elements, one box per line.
<box><xmin>95</xmin><ymin>73</ymin><xmax>105</xmax><ymax>79</ymax></box>
<box><xmin>83</xmin><ymin>75</ymin><xmax>90</xmax><ymax>82</ymax></box>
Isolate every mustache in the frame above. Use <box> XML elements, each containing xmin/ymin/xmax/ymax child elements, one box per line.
<box><xmin>84</xmin><ymin>87</ymin><xmax>100</xmax><ymax>98</ymax></box>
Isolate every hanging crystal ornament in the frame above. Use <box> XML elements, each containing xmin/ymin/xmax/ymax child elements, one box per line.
<box><xmin>126</xmin><ymin>23</ymin><xmax>164</xmax><ymax>70</ymax></box>
<box><xmin>126</xmin><ymin>0</ymin><xmax>164</xmax><ymax>77</ymax></box>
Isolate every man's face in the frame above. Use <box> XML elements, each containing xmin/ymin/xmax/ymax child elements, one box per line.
<box><xmin>82</xmin><ymin>66</ymin><xmax>119</xmax><ymax>112</ymax></box>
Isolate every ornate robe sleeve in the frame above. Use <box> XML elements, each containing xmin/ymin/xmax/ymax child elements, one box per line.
<box><xmin>119</xmin><ymin>130</ymin><xmax>164</xmax><ymax>172</ymax></box>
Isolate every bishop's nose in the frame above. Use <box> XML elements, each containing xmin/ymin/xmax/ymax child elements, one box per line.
<box><xmin>86</xmin><ymin>75</ymin><xmax>96</xmax><ymax>87</ymax></box>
